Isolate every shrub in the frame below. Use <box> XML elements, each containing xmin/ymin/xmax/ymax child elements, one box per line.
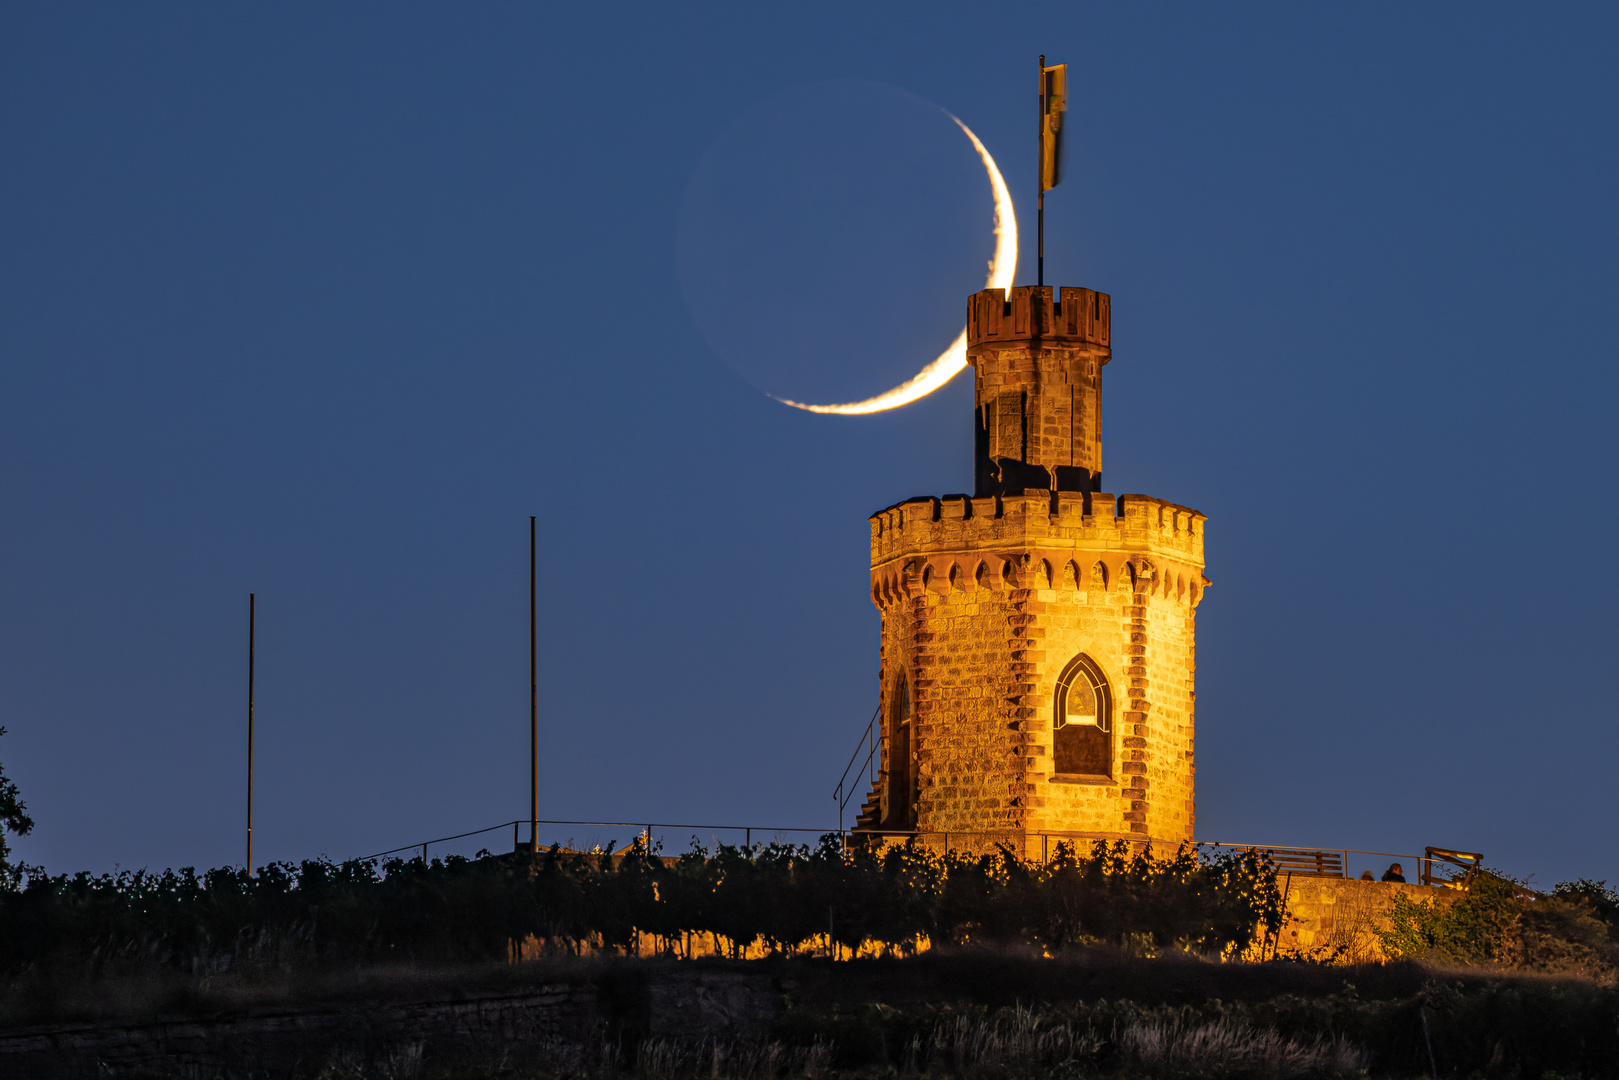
<box><xmin>1553</xmin><ymin>879</ymin><xmax>1619</xmax><ymax>939</ymax></box>
<box><xmin>1377</xmin><ymin>869</ymin><xmax>1619</xmax><ymax>980</ymax></box>
<box><xmin>0</xmin><ymin>839</ymin><xmax>1280</xmax><ymax>976</ymax></box>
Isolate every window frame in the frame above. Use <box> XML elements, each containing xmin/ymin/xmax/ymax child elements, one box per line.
<box><xmin>1052</xmin><ymin>653</ymin><xmax>1113</xmax><ymax>778</ymax></box>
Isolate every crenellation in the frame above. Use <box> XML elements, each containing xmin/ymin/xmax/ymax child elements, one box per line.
<box><xmin>871</xmin><ymin>491</ymin><xmax>1203</xmax><ymax>564</ymax></box>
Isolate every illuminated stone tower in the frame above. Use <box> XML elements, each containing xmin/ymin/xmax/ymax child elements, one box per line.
<box><xmin>859</xmin><ymin>285</ymin><xmax>1206</xmax><ymax>853</ymax></box>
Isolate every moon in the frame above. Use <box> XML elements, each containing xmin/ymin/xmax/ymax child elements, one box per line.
<box><xmin>774</xmin><ymin>114</ymin><xmax>1018</xmax><ymax>415</ymax></box>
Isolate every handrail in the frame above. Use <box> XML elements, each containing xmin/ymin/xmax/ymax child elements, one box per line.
<box><xmin>358</xmin><ymin>817</ymin><xmax>829</xmax><ymax>862</ymax></box>
<box><xmin>360</xmin><ymin>819</ymin><xmax>523</xmax><ymax>860</ymax></box>
<box><xmin>354</xmin><ymin>820</ymin><xmax>1480</xmax><ymax>890</ymax></box>
<box><xmin>1421</xmin><ymin>846</ymin><xmax>1483</xmax><ymax>886</ymax></box>
<box><xmin>1201</xmin><ymin>840</ymin><xmax>1481</xmax><ymax>884</ymax></box>
<box><xmin>841</xmin><ymin>833</ymin><xmax>1477</xmax><ymax>884</ymax></box>
<box><xmin>831</xmin><ymin>706</ymin><xmax>882</xmax><ymax>831</ymax></box>
<box><xmin>1201</xmin><ymin>840</ymin><xmax>1426</xmax><ymax>861</ymax></box>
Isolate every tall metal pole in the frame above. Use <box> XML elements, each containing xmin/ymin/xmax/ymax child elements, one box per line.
<box><xmin>1037</xmin><ymin>54</ymin><xmax>1046</xmax><ymax>288</ymax></box>
<box><xmin>529</xmin><ymin>516</ymin><xmax>538</xmax><ymax>854</ymax></box>
<box><xmin>247</xmin><ymin>593</ymin><xmax>255</xmax><ymax>877</ymax></box>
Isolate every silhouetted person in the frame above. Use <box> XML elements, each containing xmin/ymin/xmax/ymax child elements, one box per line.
<box><xmin>1360</xmin><ymin>870</ymin><xmax>1374</xmax><ymax>881</ymax></box>
<box><xmin>1381</xmin><ymin>862</ymin><xmax>1406</xmax><ymax>883</ymax></box>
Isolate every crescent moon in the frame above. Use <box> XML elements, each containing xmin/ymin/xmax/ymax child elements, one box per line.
<box><xmin>775</xmin><ymin>113</ymin><xmax>1017</xmax><ymax>415</ymax></box>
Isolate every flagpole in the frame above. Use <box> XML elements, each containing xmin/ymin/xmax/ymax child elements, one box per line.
<box><xmin>246</xmin><ymin>592</ymin><xmax>255</xmax><ymax>877</ymax></box>
<box><xmin>1037</xmin><ymin>54</ymin><xmax>1045</xmax><ymax>289</ymax></box>
<box><xmin>529</xmin><ymin>515</ymin><xmax>538</xmax><ymax>855</ymax></box>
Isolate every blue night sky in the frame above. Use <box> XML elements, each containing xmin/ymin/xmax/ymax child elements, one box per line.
<box><xmin>1</xmin><ymin>4</ymin><xmax>1615</xmax><ymax>887</ymax></box>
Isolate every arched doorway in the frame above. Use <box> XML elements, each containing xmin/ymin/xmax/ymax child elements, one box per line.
<box><xmin>883</xmin><ymin>672</ymin><xmax>916</xmax><ymax>830</ymax></box>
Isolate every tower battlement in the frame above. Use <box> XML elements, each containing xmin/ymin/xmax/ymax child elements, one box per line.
<box><xmin>869</xmin><ymin>490</ymin><xmax>1205</xmax><ymax>609</ymax></box>
<box><xmin>966</xmin><ymin>285</ymin><xmax>1111</xmax><ymax>350</ymax></box>
<box><xmin>871</xmin><ymin>491</ymin><xmax>1203</xmax><ymax>566</ymax></box>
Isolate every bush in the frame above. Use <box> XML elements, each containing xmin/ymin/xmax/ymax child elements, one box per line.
<box><xmin>1553</xmin><ymin>879</ymin><xmax>1619</xmax><ymax>938</ymax></box>
<box><xmin>1376</xmin><ymin>870</ymin><xmax>1619</xmax><ymax>980</ymax></box>
<box><xmin>0</xmin><ymin>839</ymin><xmax>1280</xmax><ymax>976</ymax></box>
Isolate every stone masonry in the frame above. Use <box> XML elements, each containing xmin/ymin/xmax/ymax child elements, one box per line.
<box><xmin>1268</xmin><ymin>877</ymin><xmax>1454</xmax><ymax>963</ymax></box>
<box><xmin>861</xmin><ymin>286</ymin><xmax>1207</xmax><ymax>856</ymax></box>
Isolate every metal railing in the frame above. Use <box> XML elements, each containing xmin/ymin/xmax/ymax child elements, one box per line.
<box><xmin>357</xmin><ymin>818</ymin><xmax>832</xmax><ymax>863</ymax></box>
<box><xmin>355</xmin><ymin>820</ymin><xmax>1481</xmax><ymax>891</ymax></box>
<box><xmin>832</xmin><ymin>706</ymin><xmax>882</xmax><ymax>832</ymax></box>
<box><xmin>1420</xmin><ymin>846</ymin><xmax>1483</xmax><ymax>886</ymax></box>
<box><xmin>1200</xmin><ymin>840</ymin><xmax>1482</xmax><ymax>886</ymax></box>
<box><xmin>838</xmin><ymin>833</ymin><xmax>1482</xmax><ymax>885</ymax></box>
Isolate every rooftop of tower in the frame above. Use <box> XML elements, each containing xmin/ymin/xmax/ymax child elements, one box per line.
<box><xmin>967</xmin><ymin>285</ymin><xmax>1111</xmax><ymax>352</ymax></box>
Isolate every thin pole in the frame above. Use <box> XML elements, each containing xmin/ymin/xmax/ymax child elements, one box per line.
<box><xmin>247</xmin><ymin>593</ymin><xmax>255</xmax><ymax>877</ymax></box>
<box><xmin>1037</xmin><ymin>54</ymin><xmax>1045</xmax><ymax>288</ymax></box>
<box><xmin>529</xmin><ymin>516</ymin><xmax>538</xmax><ymax>854</ymax></box>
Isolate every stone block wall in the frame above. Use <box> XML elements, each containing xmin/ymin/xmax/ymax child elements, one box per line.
<box><xmin>966</xmin><ymin>286</ymin><xmax>1112</xmax><ymax>493</ymax></box>
<box><xmin>869</xmin><ymin>490</ymin><xmax>1206</xmax><ymax>850</ymax></box>
<box><xmin>1268</xmin><ymin>877</ymin><xmax>1453</xmax><ymax>963</ymax></box>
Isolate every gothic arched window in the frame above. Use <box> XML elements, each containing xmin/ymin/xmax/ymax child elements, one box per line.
<box><xmin>1053</xmin><ymin>654</ymin><xmax>1112</xmax><ymax>777</ymax></box>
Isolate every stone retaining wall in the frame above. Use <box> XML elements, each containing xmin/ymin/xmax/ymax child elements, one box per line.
<box><xmin>1270</xmin><ymin>876</ymin><xmax>1451</xmax><ymax>962</ymax></box>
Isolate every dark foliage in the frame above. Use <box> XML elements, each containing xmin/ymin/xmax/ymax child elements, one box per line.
<box><xmin>0</xmin><ymin>838</ymin><xmax>1279</xmax><ymax>976</ymax></box>
<box><xmin>765</xmin><ymin>981</ymin><xmax>1619</xmax><ymax>1080</ymax></box>
<box><xmin>1377</xmin><ymin>869</ymin><xmax>1619</xmax><ymax>980</ymax></box>
<box><xmin>1555</xmin><ymin>878</ymin><xmax>1619</xmax><ymax>938</ymax></box>
<box><xmin>1376</xmin><ymin>869</ymin><xmax>1523</xmax><ymax>964</ymax></box>
<box><xmin>0</xmin><ymin>728</ymin><xmax>33</xmax><ymax>870</ymax></box>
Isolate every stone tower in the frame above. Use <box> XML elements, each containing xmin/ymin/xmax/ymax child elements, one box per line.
<box><xmin>858</xmin><ymin>285</ymin><xmax>1207</xmax><ymax>855</ymax></box>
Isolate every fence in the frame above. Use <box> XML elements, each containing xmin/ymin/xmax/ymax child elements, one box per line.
<box><xmin>354</xmin><ymin>821</ymin><xmax>1479</xmax><ymax>888</ymax></box>
<box><xmin>1199</xmin><ymin>841</ymin><xmax>1482</xmax><ymax>886</ymax></box>
<box><xmin>356</xmin><ymin>819</ymin><xmax>830</xmax><ymax>863</ymax></box>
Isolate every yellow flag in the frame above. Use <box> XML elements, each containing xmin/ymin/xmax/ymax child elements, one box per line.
<box><xmin>1040</xmin><ymin>62</ymin><xmax>1067</xmax><ymax>192</ymax></box>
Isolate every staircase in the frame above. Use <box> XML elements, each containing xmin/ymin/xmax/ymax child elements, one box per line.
<box><xmin>852</xmin><ymin>774</ymin><xmax>884</xmax><ymax>831</ymax></box>
<box><xmin>833</xmin><ymin>707</ymin><xmax>883</xmax><ymax>833</ymax></box>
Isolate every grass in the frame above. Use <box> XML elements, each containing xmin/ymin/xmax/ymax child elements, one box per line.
<box><xmin>6</xmin><ymin>950</ymin><xmax>1616</xmax><ymax>1078</ymax></box>
<box><xmin>220</xmin><ymin>1012</ymin><xmax>1368</xmax><ymax>1080</ymax></box>
<box><xmin>0</xmin><ymin>944</ymin><xmax>1438</xmax><ymax>1031</ymax></box>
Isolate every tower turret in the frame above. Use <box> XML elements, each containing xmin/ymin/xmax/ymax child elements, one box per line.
<box><xmin>967</xmin><ymin>285</ymin><xmax>1111</xmax><ymax>497</ymax></box>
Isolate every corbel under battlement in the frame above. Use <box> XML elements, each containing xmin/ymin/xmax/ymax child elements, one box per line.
<box><xmin>867</xmin><ymin>491</ymin><xmax>1207</xmax><ymax>610</ymax></box>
